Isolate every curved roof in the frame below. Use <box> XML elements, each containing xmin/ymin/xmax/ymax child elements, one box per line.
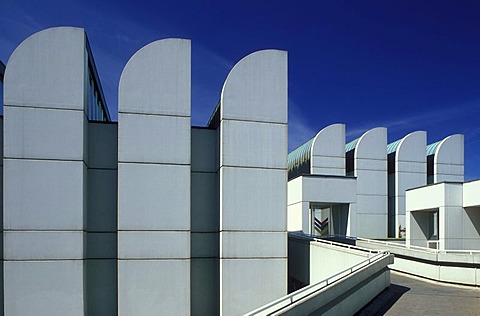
<box><xmin>426</xmin><ymin>140</ymin><xmax>441</xmax><ymax>156</ymax></box>
<box><xmin>287</xmin><ymin>137</ymin><xmax>314</xmax><ymax>172</ymax></box>
<box><xmin>345</xmin><ymin>137</ymin><xmax>360</xmax><ymax>152</ymax></box>
<box><xmin>387</xmin><ymin>139</ymin><xmax>402</xmax><ymax>154</ymax></box>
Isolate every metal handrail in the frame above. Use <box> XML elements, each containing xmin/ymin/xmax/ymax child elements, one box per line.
<box><xmin>357</xmin><ymin>237</ymin><xmax>480</xmax><ymax>255</ymax></box>
<box><xmin>244</xmin><ymin>249</ymin><xmax>390</xmax><ymax>316</ymax></box>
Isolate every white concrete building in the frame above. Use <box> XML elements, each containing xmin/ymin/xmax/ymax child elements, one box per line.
<box><xmin>287</xmin><ymin>124</ymin><xmax>357</xmax><ymax>237</ymax></box>
<box><xmin>1</xmin><ymin>26</ymin><xmax>477</xmax><ymax>316</ymax></box>
<box><xmin>346</xmin><ymin>127</ymin><xmax>388</xmax><ymax>238</ymax></box>
<box><xmin>288</xmin><ymin>126</ymin><xmax>469</xmax><ymax>242</ymax></box>
<box><xmin>2</xmin><ymin>27</ymin><xmax>288</xmax><ymax>316</ymax></box>
<box><xmin>387</xmin><ymin>131</ymin><xmax>427</xmax><ymax>238</ymax></box>
<box><xmin>427</xmin><ymin>134</ymin><xmax>464</xmax><ymax>184</ymax></box>
<box><xmin>406</xmin><ymin>180</ymin><xmax>480</xmax><ymax>250</ymax></box>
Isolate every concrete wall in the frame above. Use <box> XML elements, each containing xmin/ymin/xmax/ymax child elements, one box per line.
<box><xmin>287</xmin><ymin>175</ymin><xmax>357</xmax><ymax>235</ymax></box>
<box><xmin>218</xmin><ymin>50</ymin><xmax>288</xmax><ymax>315</ymax></box>
<box><xmin>288</xmin><ymin>237</ymin><xmax>375</xmax><ymax>285</ymax></box>
<box><xmin>392</xmin><ymin>131</ymin><xmax>427</xmax><ymax>238</ymax></box>
<box><xmin>190</xmin><ymin>127</ymin><xmax>219</xmax><ymax>315</ymax></box>
<box><xmin>463</xmin><ymin>180</ymin><xmax>480</xmax><ymax>208</ymax></box>
<box><xmin>358</xmin><ymin>239</ymin><xmax>480</xmax><ymax>286</ymax></box>
<box><xmin>354</xmin><ymin>128</ymin><xmax>388</xmax><ymax>238</ymax></box>
<box><xmin>272</xmin><ymin>236</ymin><xmax>393</xmax><ymax>315</ymax></box>
<box><xmin>87</xmin><ymin>122</ymin><xmax>118</xmax><ymax>315</ymax></box>
<box><xmin>433</xmin><ymin>134</ymin><xmax>464</xmax><ymax>183</ymax></box>
<box><xmin>407</xmin><ymin>181</ymin><xmax>480</xmax><ymax>250</ymax></box>
<box><xmin>117</xmin><ymin>39</ymin><xmax>191</xmax><ymax>315</ymax></box>
<box><xmin>3</xmin><ymin>27</ymin><xmax>88</xmax><ymax>315</ymax></box>
<box><xmin>311</xmin><ymin>124</ymin><xmax>346</xmax><ymax>176</ymax></box>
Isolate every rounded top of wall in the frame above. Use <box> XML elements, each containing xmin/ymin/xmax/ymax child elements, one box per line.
<box><xmin>220</xmin><ymin>49</ymin><xmax>287</xmax><ymax>124</ymax></box>
<box><xmin>311</xmin><ymin>123</ymin><xmax>345</xmax><ymax>158</ymax></box>
<box><xmin>119</xmin><ymin>38</ymin><xmax>191</xmax><ymax>117</ymax></box>
<box><xmin>355</xmin><ymin>127</ymin><xmax>387</xmax><ymax>159</ymax></box>
<box><xmin>433</xmin><ymin>134</ymin><xmax>464</xmax><ymax>165</ymax></box>
<box><xmin>4</xmin><ymin>26</ymin><xmax>86</xmax><ymax>110</ymax></box>
<box><xmin>395</xmin><ymin>131</ymin><xmax>427</xmax><ymax>162</ymax></box>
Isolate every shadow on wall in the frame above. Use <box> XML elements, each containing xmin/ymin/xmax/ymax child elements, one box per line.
<box><xmin>355</xmin><ymin>283</ymin><xmax>410</xmax><ymax>316</ymax></box>
<box><xmin>287</xmin><ymin>232</ymin><xmax>310</xmax><ymax>293</ymax></box>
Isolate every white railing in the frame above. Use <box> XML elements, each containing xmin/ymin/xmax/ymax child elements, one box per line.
<box><xmin>244</xmin><ymin>249</ymin><xmax>390</xmax><ymax>316</ymax></box>
<box><xmin>289</xmin><ymin>232</ymin><xmax>380</xmax><ymax>255</ymax></box>
<box><xmin>357</xmin><ymin>237</ymin><xmax>480</xmax><ymax>255</ymax></box>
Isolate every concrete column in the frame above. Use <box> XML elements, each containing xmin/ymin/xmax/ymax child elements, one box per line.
<box><xmin>219</xmin><ymin>50</ymin><xmax>288</xmax><ymax>315</ymax></box>
<box><xmin>3</xmin><ymin>27</ymin><xmax>88</xmax><ymax>315</ymax></box>
<box><xmin>433</xmin><ymin>134</ymin><xmax>464</xmax><ymax>183</ymax></box>
<box><xmin>354</xmin><ymin>128</ymin><xmax>388</xmax><ymax>238</ymax></box>
<box><xmin>117</xmin><ymin>39</ymin><xmax>191</xmax><ymax>315</ymax></box>
<box><xmin>394</xmin><ymin>131</ymin><xmax>427</xmax><ymax>238</ymax></box>
<box><xmin>310</xmin><ymin>124</ymin><xmax>346</xmax><ymax>176</ymax></box>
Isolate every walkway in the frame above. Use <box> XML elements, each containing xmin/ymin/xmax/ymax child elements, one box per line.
<box><xmin>356</xmin><ymin>271</ymin><xmax>480</xmax><ymax>315</ymax></box>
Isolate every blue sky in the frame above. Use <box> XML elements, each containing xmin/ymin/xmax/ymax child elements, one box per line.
<box><xmin>1</xmin><ymin>0</ymin><xmax>480</xmax><ymax>179</ymax></box>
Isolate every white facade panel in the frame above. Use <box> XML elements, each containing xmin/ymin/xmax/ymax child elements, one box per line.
<box><xmin>118</xmin><ymin>163</ymin><xmax>190</xmax><ymax>230</ymax></box>
<box><xmin>397</xmin><ymin>172</ymin><xmax>426</xmax><ymax>196</ymax></box>
<box><xmin>444</xmin><ymin>183</ymin><xmax>463</xmax><ymax>206</ymax></box>
<box><xmin>311</xmin><ymin>124</ymin><xmax>345</xmax><ymax>162</ymax></box>
<box><xmin>354</xmin><ymin>127</ymin><xmax>387</xmax><ymax>159</ymax></box>
<box><xmin>435</xmin><ymin>173</ymin><xmax>464</xmax><ymax>183</ymax></box>
<box><xmin>3</xmin><ymin>27</ymin><xmax>85</xmax><ymax>110</ymax></box>
<box><xmin>220</xmin><ymin>231</ymin><xmax>287</xmax><ymax>258</ymax></box>
<box><xmin>301</xmin><ymin>176</ymin><xmax>356</xmax><ymax>204</ymax></box>
<box><xmin>355</xmin><ymin>158</ymin><xmax>387</xmax><ymax>172</ymax></box>
<box><xmin>435</xmin><ymin>164</ymin><xmax>464</xmax><ymax>178</ymax></box>
<box><xmin>220</xmin><ymin>258</ymin><xmax>287</xmax><ymax>316</ymax></box>
<box><xmin>220</xmin><ymin>50</ymin><xmax>287</xmax><ymax>124</ymax></box>
<box><xmin>287</xmin><ymin>177</ymin><xmax>302</xmax><ymax>205</ymax></box>
<box><xmin>287</xmin><ymin>202</ymin><xmax>307</xmax><ymax>232</ymax></box>
<box><xmin>311</xmin><ymin>166</ymin><xmax>345</xmax><ymax>176</ymax></box>
<box><xmin>396</xmin><ymin>161</ymin><xmax>426</xmax><ymax>173</ymax></box>
<box><xmin>434</xmin><ymin>134</ymin><xmax>464</xmax><ymax>165</ymax></box>
<box><xmin>220</xmin><ymin>167</ymin><xmax>286</xmax><ymax>231</ymax></box>
<box><xmin>311</xmin><ymin>156</ymin><xmax>345</xmax><ymax>169</ymax></box>
<box><xmin>118</xmin><ymin>39</ymin><xmax>191</xmax><ymax>116</ymax></box>
<box><xmin>356</xmin><ymin>214</ymin><xmax>387</xmax><ymax>238</ymax></box>
<box><xmin>4</xmin><ymin>159</ymin><xmax>85</xmax><ymax>230</ymax></box>
<box><xmin>356</xmin><ymin>169</ymin><xmax>387</xmax><ymax>196</ymax></box>
<box><xmin>463</xmin><ymin>180</ymin><xmax>480</xmax><ymax>207</ymax></box>
<box><xmin>118</xmin><ymin>113</ymin><xmax>190</xmax><ymax>164</ymax></box>
<box><xmin>4</xmin><ymin>106</ymin><xmax>85</xmax><ymax>160</ymax></box>
<box><xmin>443</xmin><ymin>206</ymin><xmax>464</xmax><ymax>240</ymax></box>
<box><xmin>118</xmin><ymin>231</ymin><xmax>190</xmax><ymax>259</ymax></box>
<box><xmin>4</xmin><ymin>261</ymin><xmax>85</xmax><ymax>316</ymax></box>
<box><xmin>356</xmin><ymin>195</ymin><xmax>387</xmax><ymax>215</ymax></box>
<box><xmin>220</xmin><ymin>120</ymin><xmax>287</xmax><ymax>169</ymax></box>
<box><xmin>4</xmin><ymin>231</ymin><xmax>84</xmax><ymax>260</ymax></box>
<box><xmin>406</xmin><ymin>184</ymin><xmax>445</xmax><ymax>211</ymax></box>
<box><xmin>118</xmin><ymin>260</ymin><xmax>190</xmax><ymax>316</ymax></box>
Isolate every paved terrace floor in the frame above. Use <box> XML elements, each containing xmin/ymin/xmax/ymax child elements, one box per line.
<box><xmin>357</xmin><ymin>271</ymin><xmax>480</xmax><ymax>315</ymax></box>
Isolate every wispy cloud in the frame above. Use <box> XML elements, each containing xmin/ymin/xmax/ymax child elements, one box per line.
<box><xmin>346</xmin><ymin>100</ymin><xmax>480</xmax><ymax>140</ymax></box>
<box><xmin>289</xmin><ymin>98</ymin><xmax>317</xmax><ymax>151</ymax></box>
